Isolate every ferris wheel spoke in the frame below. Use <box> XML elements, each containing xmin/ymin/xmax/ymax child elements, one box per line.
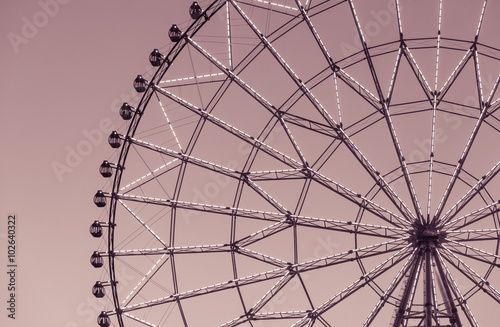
<box><xmin>117</xmin><ymin>194</ymin><xmax>403</xmax><ymax>240</ymax></box>
<box><xmin>290</xmin><ymin>243</ymin><xmax>413</xmax><ymax>326</ymax></box>
<box><xmin>116</xmin><ymin>191</ymin><xmax>406</xmax><ymax>240</ymax></box>
<box><xmin>362</xmin><ymin>249</ymin><xmax>418</xmax><ymax>327</ymax></box>
<box><xmin>118</xmin><ymin>268</ymin><xmax>288</xmax><ymax>314</ymax></box>
<box><xmin>118</xmin><ymin>195</ymin><xmax>408</xmax><ymax>245</ymax></box>
<box><xmin>444</xmin><ymin>201</ymin><xmax>500</xmax><ymax>231</ymax></box>
<box><xmin>382</xmin><ymin>45</ymin><xmax>428</xmax><ymax>224</ymax></box>
<box><xmin>119</xmin><ymin>237</ymin><xmax>409</xmax><ymax>315</ymax></box>
<box><xmin>152</xmin><ymin>83</ymin><xmax>305</xmax><ymax>169</ymax></box>
<box><xmin>446</xmin><ymin>228</ymin><xmax>500</xmax><ymax>242</ymax></box>
<box><xmin>238</xmin><ymin>214</ymin><xmax>407</xmax><ymax>248</ymax></box>
<box><xmin>126</xmin><ymin>135</ymin><xmax>296</xmax><ymax>213</ymax></box>
<box><xmin>231</xmin><ymin>0</ymin><xmax>382</xmax><ymax>132</ymax></box>
<box><xmin>183</xmin><ymin>36</ymin><xmax>311</xmax><ymax>166</ymax></box>
<box><xmin>246</xmin><ymin>168</ymin><xmax>308</xmax><ymax>181</ymax></box>
<box><xmin>386</xmin><ymin>46</ymin><xmax>403</xmax><ymax>105</ymax></box>
<box><xmin>91</xmin><ymin>2</ymin><xmax>500</xmax><ymax>326</ymax></box>
<box><xmin>484</xmin><ymin>99</ymin><xmax>500</xmax><ymax>131</ymax></box>
<box><xmin>246</xmin><ymin>155</ymin><xmax>411</xmax><ymax>226</ymax></box>
<box><xmin>485</xmin><ymin>74</ymin><xmax>500</xmax><ymax>108</ymax></box>
<box><xmin>119</xmin><ymin>158</ymin><xmax>181</xmax><ymax>193</ymax></box>
<box><xmin>128</xmin><ymin>136</ymin><xmax>243</xmax><ymax>181</ymax></box>
<box><xmin>443</xmin><ymin>238</ymin><xmax>500</xmax><ymax>267</ymax></box>
<box><xmin>127</xmin><ymin>131</ymin><xmax>410</xmax><ymax>228</ymax></box>
<box><xmin>158</xmin><ymin>72</ymin><xmax>226</xmax><ymax>88</ymax></box>
<box><xmin>228</xmin><ymin>0</ymin><xmax>334</xmax><ymax>123</ymax></box>
<box><xmin>122</xmin><ymin>312</ymin><xmax>158</xmax><ymax>327</ymax></box>
<box><xmin>113</xmin><ymin>193</ymin><xmax>288</xmax><ymax>222</ymax></box>
<box><xmin>247</xmin><ymin>165</ymin><xmax>408</xmax><ymax>229</ymax></box>
<box><xmin>433</xmin><ymin>55</ymin><xmax>491</xmax><ymax>222</ymax></box>
<box><xmin>354</xmin><ymin>18</ymin><xmax>426</xmax><ymax>223</ymax></box>
<box><xmin>425</xmin><ymin>0</ymin><xmax>444</xmax><ymax>225</ymax></box>
<box><xmin>293</xmin><ymin>0</ymin><xmax>382</xmax><ymax>112</ymax></box>
<box><xmin>439</xmin><ymin>245</ymin><xmax>500</xmax><ymax>304</ymax></box>
<box><xmin>294</xmin><ymin>216</ymin><xmax>408</xmax><ymax>239</ymax></box>
<box><xmin>236</xmin><ymin>0</ymin><xmax>300</xmax><ymax>15</ymax></box>
<box><xmin>433</xmin><ymin>0</ymin><xmax>444</xmax><ymax>95</ymax></box>
<box><xmin>110</xmin><ymin>244</ymin><xmax>231</xmax><ymax>257</ymax></box>
<box><xmin>439</xmin><ymin>160</ymin><xmax>500</xmax><ymax>227</ymax></box>
<box><xmin>305</xmin><ymin>166</ymin><xmax>412</xmax><ymax>228</ymax></box>
<box><xmin>382</xmin><ymin>98</ymin><xmax>425</xmax><ymax>223</ymax></box>
<box><xmin>331</xmin><ymin>126</ymin><xmax>418</xmax><ymax>222</ymax></box>
<box><xmin>394</xmin><ymin>0</ymin><xmax>403</xmax><ymax>39</ymax></box>
<box><xmin>184</xmin><ymin>27</ymin><xmax>316</xmax><ymax>129</ymax></box>
<box><xmin>473</xmin><ymin>44</ymin><xmax>486</xmax><ymax>106</ymax></box>
<box><xmin>223</xmin><ymin>310</ymin><xmax>309</xmax><ymax>326</ymax></box>
<box><xmin>474</xmin><ymin>0</ymin><xmax>488</xmax><ymax>44</ymax></box>
<box><xmin>212</xmin><ymin>1</ymin><xmax>416</xmax><ymax>223</ymax></box>
<box><xmin>346</xmin><ymin>0</ymin><xmax>384</xmax><ymax>100</ymax></box>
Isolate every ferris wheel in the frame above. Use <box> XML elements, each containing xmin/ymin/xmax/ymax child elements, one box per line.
<box><xmin>90</xmin><ymin>0</ymin><xmax>500</xmax><ymax>326</ymax></box>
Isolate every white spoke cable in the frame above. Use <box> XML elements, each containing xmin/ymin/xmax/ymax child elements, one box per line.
<box><xmin>119</xmin><ymin>200</ymin><xmax>167</xmax><ymax>247</ymax></box>
<box><xmin>486</xmin><ymin>74</ymin><xmax>500</xmax><ymax>104</ymax></box>
<box><xmin>120</xmin><ymin>158</ymin><xmax>180</xmax><ymax>192</ymax></box>
<box><xmin>121</xmin><ymin>254</ymin><xmax>169</xmax><ymax>306</ymax></box>
<box><xmin>475</xmin><ymin>0</ymin><xmax>488</xmax><ymax>39</ymax></box>
<box><xmin>157</xmin><ymin>96</ymin><xmax>182</xmax><ymax>152</ymax></box>
<box><xmin>159</xmin><ymin>72</ymin><xmax>225</xmax><ymax>85</ymax></box>
<box><xmin>427</xmin><ymin>0</ymin><xmax>443</xmax><ymax>222</ymax></box>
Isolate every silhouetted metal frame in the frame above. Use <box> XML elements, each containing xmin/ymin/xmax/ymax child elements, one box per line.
<box><xmin>97</xmin><ymin>0</ymin><xmax>500</xmax><ymax>326</ymax></box>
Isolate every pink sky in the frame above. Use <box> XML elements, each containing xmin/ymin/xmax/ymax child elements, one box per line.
<box><xmin>1</xmin><ymin>1</ymin><xmax>500</xmax><ymax>326</ymax></box>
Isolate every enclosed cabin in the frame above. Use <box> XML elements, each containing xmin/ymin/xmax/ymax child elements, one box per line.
<box><xmin>108</xmin><ymin>131</ymin><xmax>122</xmax><ymax>149</ymax></box>
<box><xmin>93</xmin><ymin>191</ymin><xmax>106</xmax><ymax>207</ymax></box>
<box><xmin>92</xmin><ymin>281</ymin><xmax>105</xmax><ymax>298</ymax></box>
<box><xmin>99</xmin><ymin>161</ymin><xmax>113</xmax><ymax>178</ymax></box>
<box><xmin>168</xmin><ymin>24</ymin><xmax>183</xmax><ymax>42</ymax></box>
<box><xmin>133</xmin><ymin>75</ymin><xmax>147</xmax><ymax>93</ymax></box>
<box><xmin>190</xmin><ymin>2</ymin><xmax>203</xmax><ymax>19</ymax></box>
<box><xmin>90</xmin><ymin>251</ymin><xmax>104</xmax><ymax>268</ymax></box>
<box><xmin>119</xmin><ymin>102</ymin><xmax>134</xmax><ymax>120</ymax></box>
<box><xmin>89</xmin><ymin>220</ymin><xmax>103</xmax><ymax>237</ymax></box>
<box><xmin>149</xmin><ymin>49</ymin><xmax>163</xmax><ymax>67</ymax></box>
<box><xmin>97</xmin><ymin>312</ymin><xmax>111</xmax><ymax>327</ymax></box>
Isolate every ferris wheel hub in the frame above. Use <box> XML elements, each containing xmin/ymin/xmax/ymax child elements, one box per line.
<box><xmin>411</xmin><ymin>223</ymin><xmax>447</xmax><ymax>247</ymax></box>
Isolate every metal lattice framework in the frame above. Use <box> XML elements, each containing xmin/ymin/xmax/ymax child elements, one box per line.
<box><xmin>91</xmin><ymin>0</ymin><xmax>500</xmax><ymax>326</ymax></box>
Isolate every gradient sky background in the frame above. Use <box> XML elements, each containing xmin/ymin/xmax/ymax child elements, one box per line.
<box><xmin>1</xmin><ymin>1</ymin><xmax>186</xmax><ymax>326</ymax></box>
<box><xmin>1</xmin><ymin>1</ymin><xmax>500</xmax><ymax>326</ymax></box>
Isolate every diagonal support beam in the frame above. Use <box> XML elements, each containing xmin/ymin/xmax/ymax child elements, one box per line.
<box><xmin>291</xmin><ymin>243</ymin><xmax>413</xmax><ymax>326</ymax></box>
<box><xmin>126</xmin><ymin>134</ymin><xmax>410</xmax><ymax>228</ymax></box>
<box><xmin>117</xmin><ymin>238</ymin><xmax>410</xmax><ymax>314</ymax></box>
<box><xmin>439</xmin><ymin>161</ymin><xmax>500</xmax><ymax>227</ymax></box>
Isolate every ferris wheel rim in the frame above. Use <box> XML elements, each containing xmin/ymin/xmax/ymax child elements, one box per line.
<box><xmin>92</xmin><ymin>1</ymin><xmax>500</xmax><ymax>326</ymax></box>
